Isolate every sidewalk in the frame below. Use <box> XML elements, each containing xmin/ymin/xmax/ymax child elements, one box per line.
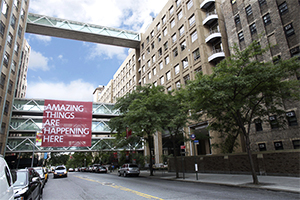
<box><xmin>110</xmin><ymin>170</ymin><xmax>300</xmax><ymax>194</ymax></box>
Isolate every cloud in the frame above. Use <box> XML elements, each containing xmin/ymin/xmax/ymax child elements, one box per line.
<box><xmin>28</xmin><ymin>50</ymin><xmax>51</xmax><ymax>71</ymax></box>
<box><xmin>29</xmin><ymin>0</ymin><xmax>168</xmax><ymax>31</ymax></box>
<box><xmin>88</xmin><ymin>44</ymin><xmax>127</xmax><ymax>60</ymax></box>
<box><xmin>26</xmin><ymin>79</ymin><xmax>95</xmax><ymax>101</ymax></box>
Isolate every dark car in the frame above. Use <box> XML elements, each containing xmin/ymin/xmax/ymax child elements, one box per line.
<box><xmin>96</xmin><ymin>166</ymin><xmax>107</xmax><ymax>173</ymax></box>
<box><xmin>33</xmin><ymin>167</ymin><xmax>46</xmax><ymax>188</ymax></box>
<box><xmin>118</xmin><ymin>163</ymin><xmax>140</xmax><ymax>177</ymax></box>
<box><xmin>13</xmin><ymin>168</ymin><xmax>42</xmax><ymax>200</ymax></box>
<box><xmin>53</xmin><ymin>165</ymin><xmax>68</xmax><ymax>178</ymax></box>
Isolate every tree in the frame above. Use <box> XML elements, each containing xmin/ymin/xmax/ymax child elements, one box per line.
<box><xmin>109</xmin><ymin>84</ymin><xmax>170</xmax><ymax>176</ymax></box>
<box><xmin>186</xmin><ymin>41</ymin><xmax>300</xmax><ymax>184</ymax></box>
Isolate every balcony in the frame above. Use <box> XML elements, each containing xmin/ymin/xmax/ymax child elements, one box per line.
<box><xmin>203</xmin><ymin>11</ymin><xmax>218</xmax><ymax>26</ymax></box>
<box><xmin>208</xmin><ymin>49</ymin><xmax>225</xmax><ymax>63</ymax></box>
<box><xmin>200</xmin><ymin>0</ymin><xmax>215</xmax><ymax>10</ymax></box>
<box><xmin>205</xmin><ymin>30</ymin><xmax>222</xmax><ymax>43</ymax></box>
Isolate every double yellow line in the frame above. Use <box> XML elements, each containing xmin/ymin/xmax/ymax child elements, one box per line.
<box><xmin>74</xmin><ymin>175</ymin><xmax>164</xmax><ymax>200</ymax></box>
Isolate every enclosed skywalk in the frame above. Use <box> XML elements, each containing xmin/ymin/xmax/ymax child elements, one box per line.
<box><xmin>26</xmin><ymin>13</ymin><xmax>141</xmax><ymax>48</ymax></box>
<box><xmin>6</xmin><ymin>99</ymin><xmax>143</xmax><ymax>153</ymax></box>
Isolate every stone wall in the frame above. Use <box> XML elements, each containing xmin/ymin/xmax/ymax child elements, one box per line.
<box><xmin>168</xmin><ymin>150</ymin><xmax>300</xmax><ymax>176</ymax></box>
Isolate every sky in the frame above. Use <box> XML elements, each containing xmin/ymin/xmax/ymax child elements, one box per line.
<box><xmin>25</xmin><ymin>0</ymin><xmax>169</xmax><ymax>102</ymax></box>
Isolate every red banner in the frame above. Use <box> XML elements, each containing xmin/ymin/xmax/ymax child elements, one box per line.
<box><xmin>41</xmin><ymin>99</ymin><xmax>93</xmax><ymax>147</ymax></box>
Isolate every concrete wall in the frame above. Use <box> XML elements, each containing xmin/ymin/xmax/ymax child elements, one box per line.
<box><xmin>168</xmin><ymin>150</ymin><xmax>300</xmax><ymax>176</ymax></box>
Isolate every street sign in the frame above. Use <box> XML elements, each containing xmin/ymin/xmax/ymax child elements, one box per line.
<box><xmin>194</xmin><ymin>140</ymin><xmax>199</xmax><ymax>144</ymax></box>
<box><xmin>191</xmin><ymin>134</ymin><xmax>195</xmax><ymax>140</ymax></box>
<box><xmin>180</xmin><ymin>145</ymin><xmax>186</xmax><ymax>150</ymax></box>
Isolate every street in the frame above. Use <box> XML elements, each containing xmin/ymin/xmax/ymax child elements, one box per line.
<box><xmin>42</xmin><ymin>172</ymin><xmax>299</xmax><ymax>200</ymax></box>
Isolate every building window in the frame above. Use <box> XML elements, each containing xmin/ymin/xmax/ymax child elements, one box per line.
<box><xmin>160</xmin><ymin>76</ymin><xmax>164</xmax><ymax>85</ymax></box>
<box><xmin>274</xmin><ymin>141</ymin><xmax>283</xmax><ymax>150</ymax></box>
<box><xmin>187</xmin><ymin>0</ymin><xmax>193</xmax><ymax>10</ymax></box>
<box><xmin>172</xmin><ymin>33</ymin><xmax>177</xmax><ymax>43</ymax></box>
<box><xmin>169</xmin><ymin>6</ymin><xmax>174</xmax><ymax>15</ymax></box>
<box><xmin>157</xmin><ymin>35</ymin><xmax>161</xmax><ymax>42</ymax></box>
<box><xmin>292</xmin><ymin>140</ymin><xmax>300</xmax><ymax>149</ymax></box>
<box><xmin>142</xmin><ymin>54</ymin><xmax>145</xmax><ymax>60</ymax></box>
<box><xmin>159</xmin><ymin>61</ymin><xmax>163</xmax><ymax>70</ymax></box>
<box><xmin>148</xmin><ymin>72</ymin><xmax>151</xmax><ymax>80</ymax></box>
<box><xmin>231</xmin><ymin>0</ymin><xmax>236</xmax><ymax>4</ymax></box>
<box><xmin>249</xmin><ymin>23</ymin><xmax>257</xmax><ymax>35</ymax></box>
<box><xmin>165</xmin><ymin>56</ymin><xmax>170</xmax><ymax>65</ymax></box>
<box><xmin>269</xmin><ymin>115</ymin><xmax>279</xmax><ymax>129</ymax></box>
<box><xmin>238</xmin><ymin>31</ymin><xmax>244</xmax><ymax>42</ymax></box>
<box><xmin>153</xmin><ymin>67</ymin><xmax>157</xmax><ymax>75</ymax></box>
<box><xmin>176</xmin><ymin>0</ymin><xmax>181</xmax><ymax>7</ymax></box>
<box><xmin>147</xmin><ymin>47</ymin><xmax>150</xmax><ymax>54</ymax></box>
<box><xmin>0</xmin><ymin>73</ymin><xmax>6</xmax><ymax>88</ymax></box>
<box><xmin>7</xmin><ymin>33</ymin><xmax>13</xmax><ymax>47</ymax></box>
<box><xmin>278</xmin><ymin>2</ymin><xmax>288</xmax><ymax>15</ymax></box>
<box><xmin>286</xmin><ymin>111</ymin><xmax>298</xmax><ymax>126</ymax></box>
<box><xmin>245</xmin><ymin>5</ymin><xmax>253</xmax><ymax>16</ymax></box>
<box><xmin>157</xmin><ymin>23</ymin><xmax>161</xmax><ymax>31</ymax></box>
<box><xmin>180</xmin><ymin>40</ymin><xmax>186</xmax><ymax>51</ymax></box>
<box><xmin>164</xmin><ymin>41</ymin><xmax>168</xmax><ymax>51</ymax></box>
<box><xmin>263</xmin><ymin>13</ymin><xmax>271</xmax><ymax>26</ymax></box>
<box><xmin>158</xmin><ymin>48</ymin><xmax>162</xmax><ymax>56</ymax></box>
<box><xmin>254</xmin><ymin>118</ymin><xmax>263</xmax><ymax>131</ymax></box>
<box><xmin>173</xmin><ymin>48</ymin><xmax>178</xmax><ymax>57</ymax></box>
<box><xmin>183</xmin><ymin>74</ymin><xmax>190</xmax><ymax>85</ymax></box>
<box><xmin>1</xmin><ymin>123</ymin><xmax>6</xmax><ymax>134</ymax></box>
<box><xmin>142</xmin><ymin>65</ymin><xmax>145</xmax><ymax>73</ymax></box>
<box><xmin>167</xmin><ymin>86</ymin><xmax>172</xmax><ymax>91</ymax></box>
<box><xmin>258</xmin><ymin>143</ymin><xmax>266</xmax><ymax>151</ymax></box>
<box><xmin>258</xmin><ymin>0</ymin><xmax>267</xmax><ymax>6</ymax></box>
<box><xmin>177</xmin><ymin>10</ymin><xmax>183</xmax><ymax>21</ymax></box>
<box><xmin>171</xmin><ymin>19</ymin><xmax>175</xmax><ymax>28</ymax></box>
<box><xmin>8</xmin><ymin>80</ymin><xmax>13</xmax><ymax>94</ymax></box>
<box><xmin>21</xmin><ymin>8</ymin><xmax>25</xmax><ymax>21</ymax></box>
<box><xmin>193</xmin><ymin>48</ymin><xmax>200</xmax><ymax>61</ymax></box>
<box><xmin>151</xmin><ymin>42</ymin><xmax>155</xmax><ymax>50</ymax></box>
<box><xmin>3</xmin><ymin>52</ymin><xmax>9</xmax><ymax>67</ymax></box>
<box><xmin>147</xmin><ymin>60</ymin><xmax>151</xmax><ymax>67</ymax></box>
<box><xmin>11</xmin><ymin>61</ymin><xmax>16</xmax><ymax>72</ymax></box>
<box><xmin>182</xmin><ymin>57</ymin><xmax>188</xmax><ymax>69</ymax></box>
<box><xmin>166</xmin><ymin>71</ymin><xmax>171</xmax><ymax>81</ymax></box>
<box><xmin>189</xmin><ymin>14</ymin><xmax>195</xmax><ymax>27</ymax></box>
<box><xmin>11</xmin><ymin>15</ymin><xmax>16</xmax><ymax>29</ymax></box>
<box><xmin>146</xmin><ymin>36</ymin><xmax>149</xmax><ymax>43</ymax></box>
<box><xmin>141</xmin><ymin>43</ymin><xmax>144</xmax><ymax>49</ymax></box>
<box><xmin>174</xmin><ymin>64</ymin><xmax>180</xmax><ymax>75</ymax></box>
<box><xmin>14</xmin><ymin>43</ymin><xmax>19</xmax><ymax>55</ymax></box>
<box><xmin>152</xmin><ymin>55</ymin><xmax>156</xmax><ymax>63</ymax></box>
<box><xmin>0</xmin><ymin>21</ymin><xmax>5</xmax><ymax>37</ymax></box>
<box><xmin>4</xmin><ymin>101</ymin><xmax>9</xmax><ymax>115</ymax></box>
<box><xmin>179</xmin><ymin>25</ymin><xmax>185</xmax><ymax>37</ymax></box>
<box><xmin>234</xmin><ymin>15</ymin><xmax>240</xmax><ymax>25</ymax></box>
<box><xmin>290</xmin><ymin>46</ymin><xmax>300</xmax><ymax>58</ymax></box>
<box><xmin>176</xmin><ymin>81</ymin><xmax>181</xmax><ymax>89</ymax></box>
<box><xmin>163</xmin><ymin>28</ymin><xmax>168</xmax><ymax>37</ymax></box>
<box><xmin>191</xmin><ymin>30</ymin><xmax>198</xmax><ymax>43</ymax></box>
<box><xmin>284</xmin><ymin>23</ymin><xmax>295</xmax><ymax>37</ymax></box>
<box><xmin>162</xmin><ymin>15</ymin><xmax>166</xmax><ymax>25</ymax></box>
<box><xmin>2</xmin><ymin>1</ymin><xmax>9</xmax><ymax>17</ymax></box>
<box><xmin>18</xmin><ymin>25</ymin><xmax>23</xmax><ymax>38</ymax></box>
<box><xmin>153</xmin><ymin>81</ymin><xmax>157</xmax><ymax>87</ymax></box>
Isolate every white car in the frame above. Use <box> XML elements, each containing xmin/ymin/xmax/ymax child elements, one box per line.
<box><xmin>0</xmin><ymin>155</ymin><xmax>15</xmax><ymax>200</ymax></box>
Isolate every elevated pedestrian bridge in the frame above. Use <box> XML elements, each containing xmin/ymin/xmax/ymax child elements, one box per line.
<box><xmin>6</xmin><ymin>99</ymin><xmax>143</xmax><ymax>153</ymax></box>
<box><xmin>26</xmin><ymin>13</ymin><xmax>140</xmax><ymax>48</ymax></box>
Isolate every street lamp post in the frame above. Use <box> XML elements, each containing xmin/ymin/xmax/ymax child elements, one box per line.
<box><xmin>25</xmin><ymin>143</ymin><xmax>35</xmax><ymax>167</ymax></box>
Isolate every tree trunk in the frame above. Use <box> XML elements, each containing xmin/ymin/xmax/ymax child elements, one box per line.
<box><xmin>147</xmin><ymin>134</ymin><xmax>154</xmax><ymax>176</ymax></box>
<box><xmin>244</xmin><ymin>132</ymin><xmax>259</xmax><ymax>184</ymax></box>
<box><xmin>171</xmin><ymin>133</ymin><xmax>179</xmax><ymax>178</ymax></box>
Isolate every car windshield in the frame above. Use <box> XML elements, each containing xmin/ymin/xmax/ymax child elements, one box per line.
<box><xmin>56</xmin><ymin>167</ymin><xmax>65</xmax><ymax>170</ymax></box>
<box><xmin>129</xmin><ymin>164</ymin><xmax>138</xmax><ymax>168</ymax></box>
<box><xmin>13</xmin><ymin>171</ymin><xmax>27</xmax><ymax>187</ymax></box>
<box><xmin>35</xmin><ymin>168</ymin><xmax>43</xmax><ymax>174</ymax></box>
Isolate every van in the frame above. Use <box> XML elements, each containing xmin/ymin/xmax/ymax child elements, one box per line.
<box><xmin>0</xmin><ymin>155</ymin><xmax>15</xmax><ymax>200</ymax></box>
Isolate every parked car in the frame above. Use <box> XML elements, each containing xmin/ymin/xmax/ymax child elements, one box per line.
<box><xmin>53</xmin><ymin>165</ymin><xmax>68</xmax><ymax>178</ymax></box>
<box><xmin>96</xmin><ymin>166</ymin><xmax>107</xmax><ymax>173</ymax></box>
<box><xmin>118</xmin><ymin>163</ymin><xmax>140</xmax><ymax>177</ymax></box>
<box><xmin>13</xmin><ymin>168</ymin><xmax>42</xmax><ymax>200</ymax></box>
<box><xmin>92</xmin><ymin>164</ymin><xmax>101</xmax><ymax>172</ymax></box>
<box><xmin>34</xmin><ymin>167</ymin><xmax>46</xmax><ymax>188</ymax></box>
<box><xmin>0</xmin><ymin>155</ymin><xmax>15</xmax><ymax>200</ymax></box>
<box><xmin>68</xmin><ymin>168</ymin><xmax>74</xmax><ymax>172</ymax></box>
<box><xmin>81</xmin><ymin>166</ymin><xmax>87</xmax><ymax>172</ymax></box>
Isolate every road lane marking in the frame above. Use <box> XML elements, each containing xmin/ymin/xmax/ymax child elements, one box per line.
<box><xmin>74</xmin><ymin>175</ymin><xmax>164</xmax><ymax>200</ymax></box>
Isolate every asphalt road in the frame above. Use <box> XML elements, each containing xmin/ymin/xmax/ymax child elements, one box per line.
<box><xmin>42</xmin><ymin>172</ymin><xmax>299</xmax><ymax>200</ymax></box>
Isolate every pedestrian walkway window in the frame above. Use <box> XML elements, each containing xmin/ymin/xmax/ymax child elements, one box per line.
<box><xmin>274</xmin><ymin>141</ymin><xmax>283</xmax><ymax>150</ymax></box>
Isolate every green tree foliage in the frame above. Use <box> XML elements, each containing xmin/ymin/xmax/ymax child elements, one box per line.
<box><xmin>109</xmin><ymin>84</ymin><xmax>171</xmax><ymax>176</ymax></box>
<box><xmin>49</xmin><ymin>153</ymin><xmax>69</xmax><ymax>166</ymax></box>
<box><xmin>185</xmin><ymin>41</ymin><xmax>300</xmax><ymax>184</ymax></box>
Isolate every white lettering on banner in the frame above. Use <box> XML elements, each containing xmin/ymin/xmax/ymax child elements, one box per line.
<box><xmin>44</xmin><ymin>104</ymin><xmax>84</xmax><ymax>112</ymax></box>
<box><xmin>45</xmin><ymin>111</ymin><xmax>75</xmax><ymax>119</ymax></box>
<box><xmin>43</xmin><ymin>135</ymin><xmax>64</xmax><ymax>143</ymax></box>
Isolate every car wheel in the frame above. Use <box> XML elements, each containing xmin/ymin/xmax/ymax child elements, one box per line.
<box><xmin>118</xmin><ymin>171</ymin><xmax>121</xmax><ymax>176</ymax></box>
<box><xmin>123</xmin><ymin>172</ymin><xmax>127</xmax><ymax>177</ymax></box>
